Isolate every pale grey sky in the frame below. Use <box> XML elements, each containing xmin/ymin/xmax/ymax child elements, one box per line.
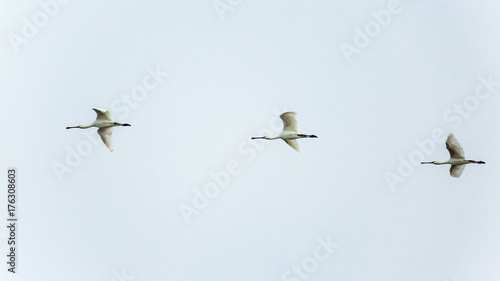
<box><xmin>1</xmin><ymin>1</ymin><xmax>500</xmax><ymax>280</ymax></box>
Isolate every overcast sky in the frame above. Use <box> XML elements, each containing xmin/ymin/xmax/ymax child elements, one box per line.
<box><xmin>1</xmin><ymin>1</ymin><xmax>500</xmax><ymax>280</ymax></box>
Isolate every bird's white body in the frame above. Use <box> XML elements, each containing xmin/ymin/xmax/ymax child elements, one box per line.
<box><xmin>421</xmin><ymin>134</ymin><xmax>484</xmax><ymax>177</ymax></box>
<box><xmin>251</xmin><ymin>112</ymin><xmax>317</xmax><ymax>151</ymax></box>
<box><xmin>92</xmin><ymin>120</ymin><xmax>118</xmax><ymax>128</ymax></box>
<box><xmin>66</xmin><ymin>108</ymin><xmax>131</xmax><ymax>152</ymax></box>
<box><xmin>428</xmin><ymin>159</ymin><xmax>478</xmax><ymax>166</ymax></box>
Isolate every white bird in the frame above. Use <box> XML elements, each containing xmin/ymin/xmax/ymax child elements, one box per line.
<box><xmin>251</xmin><ymin>112</ymin><xmax>317</xmax><ymax>152</ymax></box>
<box><xmin>421</xmin><ymin>133</ymin><xmax>485</xmax><ymax>177</ymax></box>
<box><xmin>66</xmin><ymin>108</ymin><xmax>131</xmax><ymax>152</ymax></box>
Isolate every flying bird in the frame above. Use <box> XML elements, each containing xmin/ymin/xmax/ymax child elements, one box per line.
<box><xmin>251</xmin><ymin>112</ymin><xmax>317</xmax><ymax>152</ymax></box>
<box><xmin>66</xmin><ymin>108</ymin><xmax>131</xmax><ymax>152</ymax></box>
<box><xmin>421</xmin><ymin>133</ymin><xmax>485</xmax><ymax>177</ymax></box>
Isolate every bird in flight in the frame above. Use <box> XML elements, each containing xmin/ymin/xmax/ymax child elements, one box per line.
<box><xmin>421</xmin><ymin>133</ymin><xmax>485</xmax><ymax>177</ymax></box>
<box><xmin>251</xmin><ymin>112</ymin><xmax>317</xmax><ymax>152</ymax></box>
<box><xmin>66</xmin><ymin>108</ymin><xmax>131</xmax><ymax>152</ymax></box>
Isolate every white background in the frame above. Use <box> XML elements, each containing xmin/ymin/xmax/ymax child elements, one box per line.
<box><xmin>1</xmin><ymin>1</ymin><xmax>500</xmax><ymax>280</ymax></box>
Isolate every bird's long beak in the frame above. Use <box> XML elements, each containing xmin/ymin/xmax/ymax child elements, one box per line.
<box><xmin>66</xmin><ymin>126</ymin><xmax>78</xmax><ymax>129</ymax></box>
<box><xmin>251</xmin><ymin>136</ymin><xmax>266</xmax><ymax>139</ymax></box>
<box><xmin>420</xmin><ymin>161</ymin><xmax>433</xmax><ymax>164</ymax></box>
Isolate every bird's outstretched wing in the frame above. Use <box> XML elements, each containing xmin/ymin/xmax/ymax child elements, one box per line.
<box><xmin>450</xmin><ymin>164</ymin><xmax>465</xmax><ymax>177</ymax></box>
<box><xmin>284</xmin><ymin>139</ymin><xmax>300</xmax><ymax>152</ymax></box>
<box><xmin>92</xmin><ymin>108</ymin><xmax>112</xmax><ymax>122</ymax></box>
<box><xmin>280</xmin><ymin>112</ymin><xmax>298</xmax><ymax>133</ymax></box>
<box><xmin>97</xmin><ymin>127</ymin><xmax>114</xmax><ymax>152</ymax></box>
<box><xmin>446</xmin><ymin>134</ymin><xmax>465</xmax><ymax>160</ymax></box>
